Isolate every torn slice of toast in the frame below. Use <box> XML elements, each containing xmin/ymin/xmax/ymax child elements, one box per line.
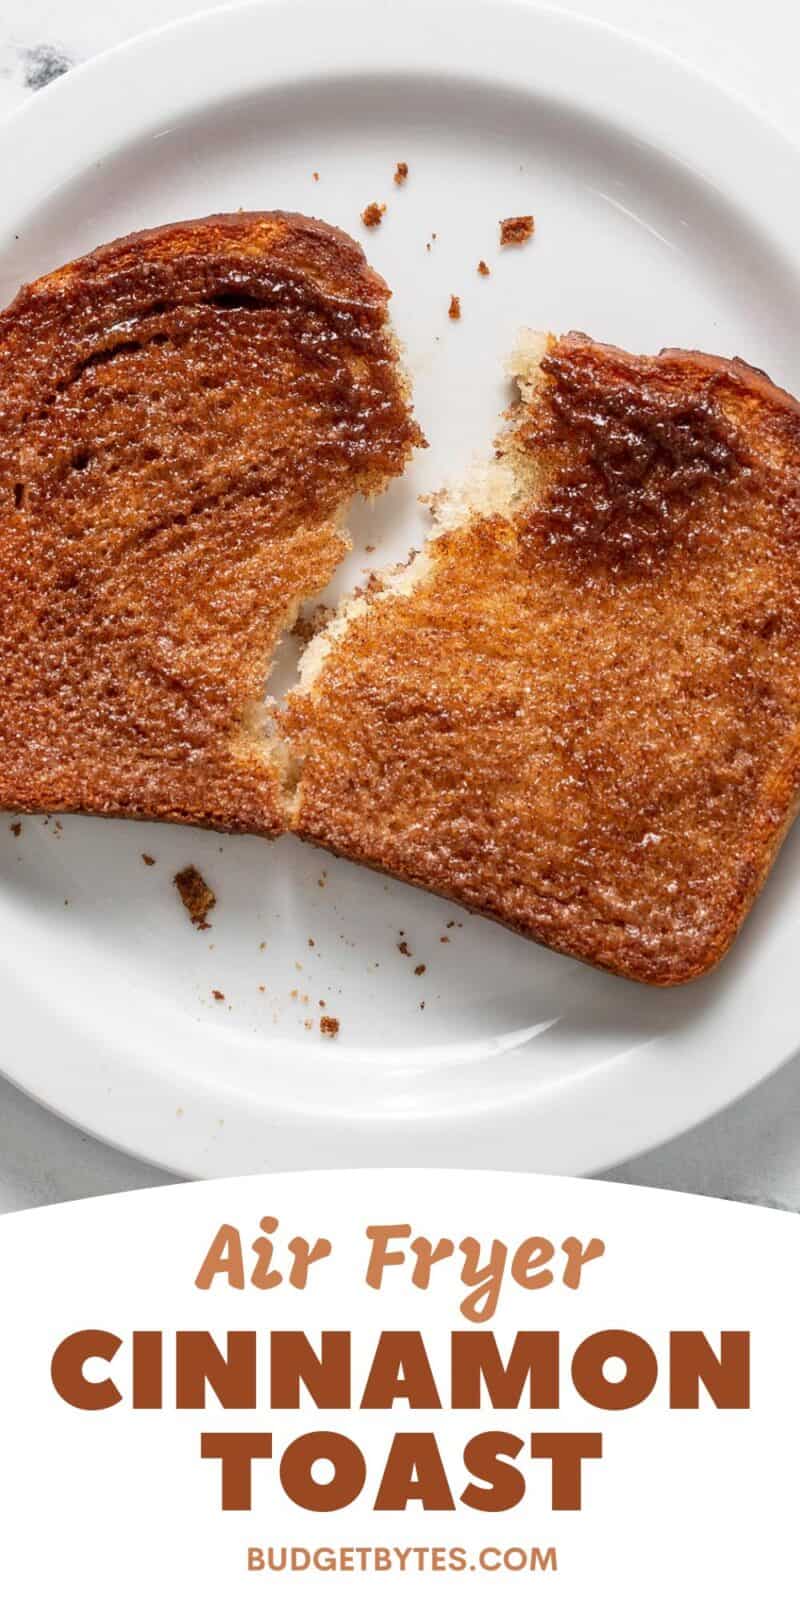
<box><xmin>0</xmin><ymin>212</ymin><xmax>422</xmax><ymax>834</ymax></box>
<box><xmin>285</xmin><ymin>330</ymin><xmax>800</xmax><ymax>984</ymax></box>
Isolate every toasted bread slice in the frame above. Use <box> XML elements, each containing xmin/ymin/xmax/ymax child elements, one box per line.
<box><xmin>0</xmin><ymin>212</ymin><xmax>422</xmax><ymax>833</ymax></box>
<box><xmin>285</xmin><ymin>330</ymin><xmax>800</xmax><ymax>984</ymax></box>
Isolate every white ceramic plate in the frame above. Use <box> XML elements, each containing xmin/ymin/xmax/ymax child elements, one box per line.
<box><xmin>2</xmin><ymin>0</ymin><xmax>800</xmax><ymax>1178</ymax></box>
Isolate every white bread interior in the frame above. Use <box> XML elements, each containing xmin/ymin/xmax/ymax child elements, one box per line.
<box><xmin>292</xmin><ymin>328</ymin><xmax>551</xmax><ymax>701</ymax></box>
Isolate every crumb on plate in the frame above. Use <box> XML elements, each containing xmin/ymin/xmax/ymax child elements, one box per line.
<box><xmin>394</xmin><ymin>161</ymin><xmax>409</xmax><ymax>185</ymax></box>
<box><xmin>448</xmin><ymin>294</ymin><xmax>461</xmax><ymax>321</ymax></box>
<box><xmin>477</xmin><ymin>259</ymin><xmax>490</xmax><ymax>276</ymax></box>
<box><xmin>500</xmin><ymin>214</ymin><xmax>534</xmax><ymax>246</ymax></box>
<box><xmin>320</xmin><ymin>1014</ymin><xmax>340</xmax><ymax>1037</ymax></box>
<box><xmin>174</xmin><ymin>865</ymin><xmax>216</xmax><ymax>929</ymax></box>
<box><xmin>142</xmin><ymin>852</ymin><xmax>155</xmax><ymax>866</ymax></box>
<box><xmin>361</xmin><ymin>201</ymin><xmax>386</xmax><ymax>228</ymax></box>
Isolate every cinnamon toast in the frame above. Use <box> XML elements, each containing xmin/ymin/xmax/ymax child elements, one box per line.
<box><xmin>285</xmin><ymin>331</ymin><xmax>800</xmax><ymax>984</ymax></box>
<box><xmin>0</xmin><ymin>212</ymin><xmax>421</xmax><ymax>833</ymax></box>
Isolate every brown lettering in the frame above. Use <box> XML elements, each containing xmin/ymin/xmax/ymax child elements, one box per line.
<box><xmin>280</xmin><ymin>1432</ymin><xmax>366</xmax><ymax>1511</ymax></box>
<box><xmin>531</xmin><ymin>1432</ymin><xmax>603</xmax><ymax>1511</ymax></box>
<box><xmin>670</xmin><ymin>1332</ymin><xmax>750</xmax><ymax>1409</ymax></box>
<box><xmin>374</xmin><ymin>1433</ymin><xmax>456</xmax><ymax>1511</ymax></box>
<box><xmin>572</xmin><ymin>1330</ymin><xmax>657</xmax><ymax>1410</ymax></box>
<box><xmin>561</xmin><ymin>1237</ymin><xmax>605</xmax><ymax>1289</ymax></box>
<box><xmin>451</xmin><ymin>1331</ymin><xmax>558</xmax><ymax>1408</ymax></box>
<box><xmin>176</xmin><ymin>1331</ymin><xmax>256</xmax><ymax>1409</ymax></box>
<box><xmin>201</xmin><ymin>1432</ymin><xmax>272</xmax><ymax>1510</ymax></box>
<box><xmin>365</xmin><ymin>1225</ymin><xmax>412</xmax><ymax>1288</ymax></box>
<box><xmin>461</xmin><ymin>1432</ymin><xmax>526</xmax><ymax>1511</ymax></box>
<box><xmin>362</xmin><ymin>1332</ymin><xmax>442</xmax><ymax>1409</ymax></box>
<box><xmin>51</xmin><ymin>1329</ymin><xmax>122</xmax><ymax>1410</ymax></box>
<box><xmin>132</xmin><ymin>1331</ymin><xmax>163</xmax><ymax>1410</ymax></box>
<box><xmin>270</xmin><ymin>1332</ymin><xmax>350</xmax><ymax>1409</ymax></box>
<box><xmin>195</xmin><ymin>1225</ymin><xmax>245</xmax><ymax>1290</ymax></box>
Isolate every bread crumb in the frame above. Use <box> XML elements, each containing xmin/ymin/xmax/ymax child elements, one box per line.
<box><xmin>440</xmin><ymin>935</ymin><xmax>450</xmax><ymax>943</ymax></box>
<box><xmin>414</xmin><ymin>963</ymin><xmax>426</xmax><ymax>976</ymax></box>
<box><xmin>477</xmin><ymin>259</ymin><xmax>490</xmax><ymax>276</ymax></box>
<box><xmin>9</xmin><ymin>822</ymin><xmax>21</xmax><ymax>837</ymax></box>
<box><xmin>259</xmin><ymin>941</ymin><xmax>266</xmax><ymax>950</ymax></box>
<box><xmin>304</xmin><ymin>1018</ymin><xmax>313</xmax><ymax>1030</ymax></box>
<box><xmin>212</xmin><ymin>989</ymin><xmax>225</xmax><ymax>1001</ymax></box>
<box><xmin>290</xmin><ymin>988</ymin><xmax>298</xmax><ymax>999</ymax></box>
<box><xmin>362</xmin><ymin>201</ymin><xmax>386</xmax><ymax>228</ymax></box>
<box><xmin>420</xmin><ymin>1000</ymin><xmax>426</xmax><ymax>1010</ymax></box>
<box><xmin>308</xmin><ymin>937</ymin><xmax>315</xmax><ymax>948</ymax></box>
<box><xmin>312</xmin><ymin>171</ymin><xmax>320</xmax><ymax>181</ymax></box>
<box><xmin>448</xmin><ymin>294</ymin><xmax>461</xmax><ymax>321</ymax></box>
<box><xmin>398</xmin><ymin>940</ymin><xmax>411</xmax><ymax>957</ymax></box>
<box><xmin>500</xmin><ymin>214</ymin><xmax>534</xmax><ymax>246</ymax></box>
<box><xmin>174</xmin><ymin>865</ymin><xmax>216</xmax><ymax>929</ymax></box>
<box><xmin>320</xmin><ymin>1015</ymin><xmax>340</xmax><ymax>1037</ymax></box>
<box><xmin>142</xmin><ymin>852</ymin><xmax>155</xmax><ymax>866</ymax></box>
<box><xmin>292</xmin><ymin>604</ymin><xmax>333</xmax><ymax>645</ymax></box>
<box><xmin>394</xmin><ymin>161</ymin><xmax>409</xmax><ymax>185</ymax></box>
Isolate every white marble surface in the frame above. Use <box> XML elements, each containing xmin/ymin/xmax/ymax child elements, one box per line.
<box><xmin>1</xmin><ymin>0</ymin><xmax>800</xmax><ymax>1212</ymax></box>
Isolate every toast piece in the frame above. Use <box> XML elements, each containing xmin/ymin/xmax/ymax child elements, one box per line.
<box><xmin>285</xmin><ymin>330</ymin><xmax>800</xmax><ymax>984</ymax></box>
<box><xmin>0</xmin><ymin>212</ymin><xmax>422</xmax><ymax>833</ymax></box>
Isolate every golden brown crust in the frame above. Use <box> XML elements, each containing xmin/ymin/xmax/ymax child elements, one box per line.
<box><xmin>287</xmin><ymin>332</ymin><xmax>800</xmax><ymax>984</ymax></box>
<box><xmin>0</xmin><ymin>212</ymin><xmax>422</xmax><ymax>833</ymax></box>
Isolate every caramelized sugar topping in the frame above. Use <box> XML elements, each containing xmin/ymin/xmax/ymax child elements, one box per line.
<box><xmin>289</xmin><ymin>334</ymin><xmax>800</xmax><ymax>982</ymax></box>
<box><xmin>0</xmin><ymin>213</ymin><xmax>421</xmax><ymax>831</ymax></box>
<box><xmin>517</xmin><ymin>336</ymin><xmax>747</xmax><ymax>569</ymax></box>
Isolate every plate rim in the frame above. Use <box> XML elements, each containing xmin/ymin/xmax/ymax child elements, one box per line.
<box><xmin>1</xmin><ymin>0</ymin><xmax>799</xmax><ymax>1178</ymax></box>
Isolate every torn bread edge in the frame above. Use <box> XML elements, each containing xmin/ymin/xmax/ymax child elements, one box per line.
<box><xmin>291</xmin><ymin>328</ymin><xmax>550</xmax><ymax>700</ymax></box>
<box><xmin>241</xmin><ymin>324</ymin><xmax>425</xmax><ymax>806</ymax></box>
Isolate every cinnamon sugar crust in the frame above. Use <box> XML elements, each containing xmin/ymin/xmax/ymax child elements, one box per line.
<box><xmin>286</xmin><ymin>332</ymin><xmax>800</xmax><ymax>984</ymax></box>
<box><xmin>0</xmin><ymin>212</ymin><xmax>422</xmax><ymax>833</ymax></box>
